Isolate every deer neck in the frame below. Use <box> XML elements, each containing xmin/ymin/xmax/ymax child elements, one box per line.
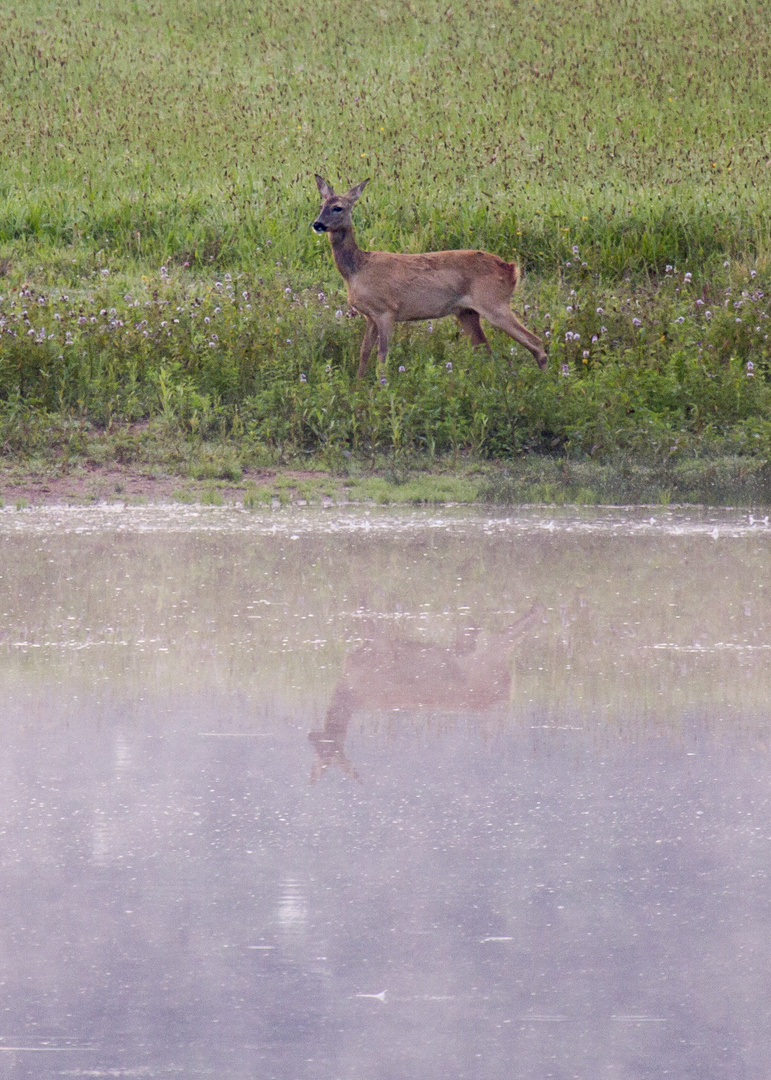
<box><xmin>329</xmin><ymin>225</ymin><xmax>364</xmax><ymax>279</ymax></box>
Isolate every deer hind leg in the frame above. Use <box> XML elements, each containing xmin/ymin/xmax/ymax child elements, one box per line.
<box><xmin>357</xmin><ymin>317</ymin><xmax>379</xmax><ymax>378</ymax></box>
<box><xmin>475</xmin><ymin>302</ymin><xmax>548</xmax><ymax>369</ymax></box>
<box><xmin>456</xmin><ymin>308</ymin><xmax>491</xmax><ymax>351</ymax></box>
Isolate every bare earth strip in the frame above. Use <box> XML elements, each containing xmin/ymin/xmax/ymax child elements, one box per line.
<box><xmin>0</xmin><ymin>465</ymin><xmax>334</xmax><ymax>507</ymax></box>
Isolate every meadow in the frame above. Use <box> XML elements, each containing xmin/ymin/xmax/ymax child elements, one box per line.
<box><xmin>1</xmin><ymin>0</ymin><xmax>771</xmax><ymax>503</ymax></box>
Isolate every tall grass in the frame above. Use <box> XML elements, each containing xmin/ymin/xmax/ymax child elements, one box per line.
<box><xmin>1</xmin><ymin>0</ymin><xmax>771</xmax><ymax>467</ymax></box>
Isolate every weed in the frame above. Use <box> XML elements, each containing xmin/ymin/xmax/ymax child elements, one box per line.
<box><xmin>1</xmin><ymin>0</ymin><xmax>770</xmax><ymax>482</ymax></box>
<box><xmin>243</xmin><ymin>485</ymin><xmax>273</xmax><ymax>509</ymax></box>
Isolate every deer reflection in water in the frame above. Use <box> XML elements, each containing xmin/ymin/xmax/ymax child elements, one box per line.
<box><xmin>309</xmin><ymin>605</ymin><xmax>542</xmax><ymax>782</ymax></box>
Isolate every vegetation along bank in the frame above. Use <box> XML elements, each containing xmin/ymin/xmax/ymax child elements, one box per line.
<box><xmin>1</xmin><ymin>0</ymin><xmax>770</xmax><ymax>505</ymax></box>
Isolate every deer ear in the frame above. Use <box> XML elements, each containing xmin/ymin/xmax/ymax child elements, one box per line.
<box><xmin>315</xmin><ymin>174</ymin><xmax>335</xmax><ymax>198</ymax></box>
<box><xmin>344</xmin><ymin>178</ymin><xmax>369</xmax><ymax>203</ymax></box>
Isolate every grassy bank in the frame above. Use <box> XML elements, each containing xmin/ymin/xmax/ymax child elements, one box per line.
<box><xmin>2</xmin><ymin>0</ymin><xmax>771</xmax><ymax>500</ymax></box>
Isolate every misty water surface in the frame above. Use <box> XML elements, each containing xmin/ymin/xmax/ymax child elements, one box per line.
<box><xmin>1</xmin><ymin>505</ymin><xmax>770</xmax><ymax>1080</ymax></box>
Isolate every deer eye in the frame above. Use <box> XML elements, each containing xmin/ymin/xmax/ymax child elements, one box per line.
<box><xmin>332</xmin><ymin>206</ymin><xmax>343</xmax><ymax>213</ymax></box>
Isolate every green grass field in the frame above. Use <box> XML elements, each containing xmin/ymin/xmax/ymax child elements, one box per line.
<box><xmin>1</xmin><ymin>0</ymin><xmax>771</xmax><ymax>499</ymax></box>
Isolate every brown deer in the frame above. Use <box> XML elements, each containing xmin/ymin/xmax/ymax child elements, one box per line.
<box><xmin>308</xmin><ymin>605</ymin><xmax>543</xmax><ymax>782</ymax></box>
<box><xmin>312</xmin><ymin>175</ymin><xmax>548</xmax><ymax>378</ymax></box>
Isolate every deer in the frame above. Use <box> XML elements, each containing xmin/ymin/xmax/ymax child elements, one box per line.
<box><xmin>312</xmin><ymin>175</ymin><xmax>548</xmax><ymax>379</ymax></box>
<box><xmin>308</xmin><ymin>604</ymin><xmax>543</xmax><ymax>782</ymax></box>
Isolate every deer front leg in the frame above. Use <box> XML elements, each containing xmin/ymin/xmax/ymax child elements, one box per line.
<box><xmin>357</xmin><ymin>317</ymin><xmax>379</xmax><ymax>378</ymax></box>
<box><xmin>374</xmin><ymin>312</ymin><xmax>394</xmax><ymax>378</ymax></box>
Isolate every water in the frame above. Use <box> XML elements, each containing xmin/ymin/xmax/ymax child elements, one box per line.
<box><xmin>1</xmin><ymin>505</ymin><xmax>770</xmax><ymax>1079</ymax></box>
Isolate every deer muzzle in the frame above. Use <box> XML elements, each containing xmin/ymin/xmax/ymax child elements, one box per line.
<box><xmin>312</xmin><ymin>220</ymin><xmax>328</xmax><ymax>233</ymax></box>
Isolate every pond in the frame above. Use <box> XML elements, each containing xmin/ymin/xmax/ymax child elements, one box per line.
<box><xmin>1</xmin><ymin>505</ymin><xmax>770</xmax><ymax>1080</ymax></box>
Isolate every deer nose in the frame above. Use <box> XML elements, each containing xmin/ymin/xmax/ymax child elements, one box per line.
<box><xmin>312</xmin><ymin>220</ymin><xmax>328</xmax><ymax>233</ymax></box>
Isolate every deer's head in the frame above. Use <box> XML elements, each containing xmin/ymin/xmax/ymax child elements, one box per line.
<box><xmin>312</xmin><ymin>175</ymin><xmax>369</xmax><ymax>234</ymax></box>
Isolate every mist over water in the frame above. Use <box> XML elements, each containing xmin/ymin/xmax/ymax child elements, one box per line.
<box><xmin>1</xmin><ymin>506</ymin><xmax>770</xmax><ymax>1079</ymax></box>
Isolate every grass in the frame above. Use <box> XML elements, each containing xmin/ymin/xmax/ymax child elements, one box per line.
<box><xmin>2</xmin><ymin>0</ymin><xmax>771</xmax><ymax>501</ymax></box>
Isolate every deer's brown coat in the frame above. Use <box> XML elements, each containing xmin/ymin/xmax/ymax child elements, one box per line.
<box><xmin>313</xmin><ymin>175</ymin><xmax>547</xmax><ymax>377</ymax></box>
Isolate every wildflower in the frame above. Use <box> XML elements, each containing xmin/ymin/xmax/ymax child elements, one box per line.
<box><xmin>591</xmin><ymin>335</ymin><xmax>598</xmax><ymax>343</ymax></box>
<box><xmin>572</xmin><ymin>245</ymin><xmax>579</xmax><ymax>255</ymax></box>
<box><xmin>224</xmin><ymin>273</ymin><xmax>232</xmax><ymax>282</ymax></box>
<box><xmin>665</xmin><ymin>265</ymin><xmax>673</xmax><ymax>273</ymax></box>
<box><xmin>676</xmin><ymin>316</ymin><xmax>685</xmax><ymax>324</ymax></box>
<box><xmin>751</xmin><ymin>270</ymin><xmax>757</xmax><ymax>278</ymax></box>
<box><xmin>582</xmin><ymin>350</ymin><xmax>589</xmax><ymax>359</ymax></box>
<box><xmin>160</xmin><ymin>266</ymin><xmax>168</xmax><ymax>278</ymax></box>
<box><xmin>101</xmin><ymin>269</ymin><xmax>109</xmax><ymax>277</ymax></box>
<box><xmin>632</xmin><ymin>317</ymin><xmax>642</xmax><ymax>327</ymax></box>
<box><xmin>428</xmin><ymin>322</ymin><xmax>434</xmax><ymax>332</ymax></box>
<box><xmin>284</xmin><ymin>287</ymin><xmax>292</xmax><ymax>295</ymax></box>
<box><xmin>445</xmin><ymin>361</ymin><xmax>453</xmax><ymax>371</ymax></box>
<box><xmin>335</xmin><ymin>309</ymin><xmax>343</xmax><ymax>318</ymax></box>
<box><xmin>565</xmin><ymin>261</ymin><xmax>571</xmax><ymax>268</ymax></box>
<box><xmin>747</xmin><ymin>361</ymin><xmax>755</xmax><ymax>377</ymax></box>
<box><xmin>724</xmin><ymin>260</ymin><xmax>730</xmax><ymax>268</ymax></box>
<box><xmin>317</xmin><ymin>291</ymin><xmax>326</xmax><ymax>301</ymax></box>
<box><xmin>683</xmin><ymin>272</ymin><xmax>692</xmax><ymax>282</ymax></box>
<box><xmin>695</xmin><ymin>298</ymin><xmax>704</xmax><ymax>306</ymax></box>
<box><xmin>566</xmin><ymin>305</ymin><xmax>573</xmax><ymax>313</ymax></box>
<box><xmin>705</xmin><ymin>311</ymin><xmax>712</xmax><ymax>319</ymax></box>
<box><xmin>380</xmin><ymin>376</ymin><xmax>387</xmax><ymax>385</ymax></box>
<box><xmin>300</xmin><ymin>373</ymin><xmax>307</xmax><ymax>383</ymax></box>
<box><xmin>398</xmin><ymin>365</ymin><xmax>405</xmax><ymax>372</ymax></box>
<box><xmin>561</xmin><ymin>363</ymin><xmax>570</xmax><ymax>377</ymax></box>
<box><xmin>596</xmin><ymin>307</ymin><xmax>604</xmax><ymax>314</ymax></box>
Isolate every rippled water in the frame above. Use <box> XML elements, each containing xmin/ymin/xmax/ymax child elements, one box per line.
<box><xmin>1</xmin><ymin>506</ymin><xmax>770</xmax><ymax>1078</ymax></box>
